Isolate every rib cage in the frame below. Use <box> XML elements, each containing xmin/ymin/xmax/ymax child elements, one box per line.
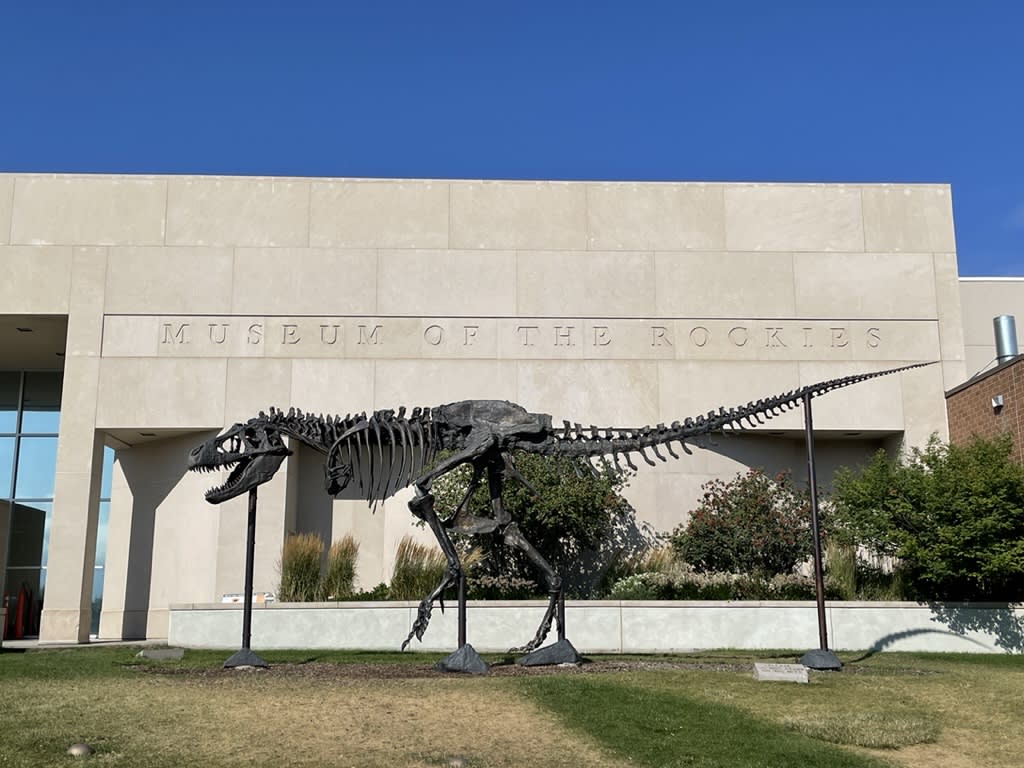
<box><xmin>258</xmin><ymin>405</ymin><xmax>439</xmax><ymax>505</ymax></box>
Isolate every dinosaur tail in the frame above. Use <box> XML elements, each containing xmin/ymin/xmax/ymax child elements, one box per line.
<box><xmin>548</xmin><ymin>361</ymin><xmax>936</xmax><ymax>470</ymax></box>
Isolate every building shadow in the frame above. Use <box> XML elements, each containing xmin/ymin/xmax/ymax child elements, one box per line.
<box><xmin>113</xmin><ymin>434</ymin><xmax>204</xmax><ymax>639</ymax></box>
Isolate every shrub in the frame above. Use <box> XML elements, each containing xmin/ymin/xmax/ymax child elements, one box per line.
<box><xmin>605</xmin><ymin>566</ymin><xmax>823</xmax><ymax>601</ymax></box>
<box><xmin>278</xmin><ymin>532</ymin><xmax>324</xmax><ymax>602</ymax></box>
<box><xmin>466</xmin><ymin>574</ymin><xmax>539</xmax><ymax>600</ymax></box>
<box><xmin>670</xmin><ymin>470</ymin><xmax>814</xmax><ymax>577</ymax></box>
<box><xmin>323</xmin><ymin>534</ymin><xmax>359</xmax><ymax>599</ymax></box>
<box><xmin>431</xmin><ymin>452</ymin><xmax>634</xmax><ymax>596</ymax></box>
<box><xmin>830</xmin><ymin>434</ymin><xmax>1024</xmax><ymax>601</ymax></box>
<box><xmin>348</xmin><ymin>582</ymin><xmax>390</xmax><ymax>601</ymax></box>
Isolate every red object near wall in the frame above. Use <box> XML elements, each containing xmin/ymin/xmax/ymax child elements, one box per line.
<box><xmin>13</xmin><ymin>584</ymin><xmax>28</xmax><ymax>640</ymax></box>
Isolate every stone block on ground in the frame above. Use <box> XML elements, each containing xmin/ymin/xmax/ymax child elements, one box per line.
<box><xmin>136</xmin><ymin>647</ymin><xmax>185</xmax><ymax>661</ymax></box>
<box><xmin>799</xmin><ymin>648</ymin><xmax>842</xmax><ymax>671</ymax></box>
<box><xmin>435</xmin><ymin>644</ymin><xmax>489</xmax><ymax>675</ymax></box>
<box><xmin>223</xmin><ymin>648</ymin><xmax>269</xmax><ymax>669</ymax></box>
<box><xmin>754</xmin><ymin>662</ymin><xmax>809</xmax><ymax>683</ymax></box>
<box><xmin>516</xmin><ymin>638</ymin><xmax>583</xmax><ymax>667</ymax></box>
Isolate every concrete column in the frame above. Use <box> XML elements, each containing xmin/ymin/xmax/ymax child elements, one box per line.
<box><xmin>39</xmin><ymin>247</ymin><xmax>107</xmax><ymax>643</ymax></box>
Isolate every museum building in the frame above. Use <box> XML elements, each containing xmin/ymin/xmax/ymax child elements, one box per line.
<box><xmin>0</xmin><ymin>173</ymin><xmax>1016</xmax><ymax>644</ymax></box>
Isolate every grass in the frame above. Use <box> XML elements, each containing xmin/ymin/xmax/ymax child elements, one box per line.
<box><xmin>783</xmin><ymin>712</ymin><xmax>940</xmax><ymax>749</ymax></box>
<box><xmin>518</xmin><ymin>675</ymin><xmax>889</xmax><ymax>767</ymax></box>
<box><xmin>0</xmin><ymin>647</ymin><xmax>1021</xmax><ymax>767</ymax></box>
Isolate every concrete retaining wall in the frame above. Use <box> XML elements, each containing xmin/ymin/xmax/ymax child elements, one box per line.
<box><xmin>168</xmin><ymin>600</ymin><xmax>1024</xmax><ymax>654</ymax></box>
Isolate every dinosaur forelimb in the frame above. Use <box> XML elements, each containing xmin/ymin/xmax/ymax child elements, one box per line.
<box><xmin>401</xmin><ymin>561</ymin><xmax>461</xmax><ymax>651</ymax></box>
<box><xmin>402</xmin><ymin>488</ymin><xmax>464</xmax><ymax>650</ymax></box>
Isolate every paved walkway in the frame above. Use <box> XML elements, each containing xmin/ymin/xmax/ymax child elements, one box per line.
<box><xmin>2</xmin><ymin>637</ymin><xmax>168</xmax><ymax>650</ymax></box>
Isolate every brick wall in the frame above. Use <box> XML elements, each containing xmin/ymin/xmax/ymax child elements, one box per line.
<box><xmin>946</xmin><ymin>357</ymin><xmax>1024</xmax><ymax>463</ymax></box>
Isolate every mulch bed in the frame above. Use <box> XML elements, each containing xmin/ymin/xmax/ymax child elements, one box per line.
<box><xmin>134</xmin><ymin>658</ymin><xmax>754</xmax><ymax>680</ymax></box>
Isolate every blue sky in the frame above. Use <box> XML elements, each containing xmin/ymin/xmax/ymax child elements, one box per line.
<box><xmin>1</xmin><ymin>1</ymin><xmax>1021</xmax><ymax>275</ymax></box>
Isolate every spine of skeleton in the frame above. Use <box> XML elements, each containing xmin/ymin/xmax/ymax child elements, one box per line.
<box><xmin>547</xmin><ymin>362</ymin><xmax>934</xmax><ymax>469</ymax></box>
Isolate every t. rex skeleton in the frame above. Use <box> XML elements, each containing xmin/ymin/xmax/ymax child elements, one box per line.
<box><xmin>187</xmin><ymin>362</ymin><xmax>930</xmax><ymax>653</ymax></box>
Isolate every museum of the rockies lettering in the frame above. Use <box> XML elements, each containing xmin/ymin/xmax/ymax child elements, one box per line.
<box><xmin>158</xmin><ymin>319</ymin><xmax>883</xmax><ymax>352</ymax></box>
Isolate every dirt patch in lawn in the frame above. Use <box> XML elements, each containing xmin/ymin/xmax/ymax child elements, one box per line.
<box><xmin>135</xmin><ymin>658</ymin><xmax>752</xmax><ymax>680</ymax></box>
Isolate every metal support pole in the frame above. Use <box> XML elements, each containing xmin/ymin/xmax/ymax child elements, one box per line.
<box><xmin>799</xmin><ymin>392</ymin><xmax>841</xmax><ymax>671</ymax></box>
<box><xmin>457</xmin><ymin>572</ymin><xmax>467</xmax><ymax>648</ymax></box>
<box><xmin>556</xmin><ymin>590</ymin><xmax>566</xmax><ymax>643</ymax></box>
<box><xmin>241</xmin><ymin>487</ymin><xmax>257</xmax><ymax>650</ymax></box>
<box><xmin>224</xmin><ymin>488</ymin><xmax>268</xmax><ymax>668</ymax></box>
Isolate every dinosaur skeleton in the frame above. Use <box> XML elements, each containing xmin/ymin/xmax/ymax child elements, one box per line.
<box><xmin>187</xmin><ymin>362</ymin><xmax>931</xmax><ymax>654</ymax></box>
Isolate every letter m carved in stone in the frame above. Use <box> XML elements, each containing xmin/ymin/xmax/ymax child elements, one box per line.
<box><xmin>161</xmin><ymin>322</ymin><xmax>191</xmax><ymax>345</ymax></box>
<box><xmin>358</xmin><ymin>324</ymin><xmax>382</xmax><ymax>345</ymax></box>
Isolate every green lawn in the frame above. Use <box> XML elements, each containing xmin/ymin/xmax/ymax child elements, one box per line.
<box><xmin>0</xmin><ymin>647</ymin><xmax>1020</xmax><ymax>767</ymax></box>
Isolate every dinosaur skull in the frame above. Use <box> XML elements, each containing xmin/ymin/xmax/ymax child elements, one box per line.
<box><xmin>187</xmin><ymin>419</ymin><xmax>292</xmax><ymax>504</ymax></box>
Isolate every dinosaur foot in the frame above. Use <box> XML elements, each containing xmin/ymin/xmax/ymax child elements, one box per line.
<box><xmin>516</xmin><ymin>638</ymin><xmax>583</xmax><ymax>667</ymax></box>
<box><xmin>435</xmin><ymin>644</ymin><xmax>489</xmax><ymax>675</ymax></box>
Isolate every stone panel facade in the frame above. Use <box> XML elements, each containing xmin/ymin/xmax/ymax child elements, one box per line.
<box><xmin>0</xmin><ymin>174</ymin><xmax>966</xmax><ymax>643</ymax></box>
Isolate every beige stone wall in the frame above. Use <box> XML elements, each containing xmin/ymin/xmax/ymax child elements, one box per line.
<box><xmin>959</xmin><ymin>278</ymin><xmax>1024</xmax><ymax>377</ymax></box>
<box><xmin>0</xmin><ymin>174</ymin><xmax>962</xmax><ymax>641</ymax></box>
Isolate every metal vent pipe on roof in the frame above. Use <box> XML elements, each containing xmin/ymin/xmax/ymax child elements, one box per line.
<box><xmin>994</xmin><ymin>315</ymin><xmax>1019</xmax><ymax>363</ymax></box>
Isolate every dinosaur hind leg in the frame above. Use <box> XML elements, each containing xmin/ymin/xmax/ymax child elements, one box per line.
<box><xmin>502</xmin><ymin>522</ymin><xmax>563</xmax><ymax>654</ymax></box>
<box><xmin>402</xmin><ymin>488</ymin><xmax>462</xmax><ymax>650</ymax></box>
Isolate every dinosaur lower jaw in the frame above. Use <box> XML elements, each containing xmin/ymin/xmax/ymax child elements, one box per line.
<box><xmin>193</xmin><ymin>459</ymin><xmax>252</xmax><ymax>503</ymax></box>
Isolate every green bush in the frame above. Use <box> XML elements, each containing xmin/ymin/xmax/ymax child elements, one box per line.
<box><xmin>670</xmin><ymin>470</ymin><xmax>814</xmax><ymax>577</ymax></box>
<box><xmin>347</xmin><ymin>582</ymin><xmax>390</xmax><ymax>601</ymax></box>
<box><xmin>830</xmin><ymin>434</ymin><xmax>1024</xmax><ymax>601</ymax></box>
<box><xmin>322</xmin><ymin>534</ymin><xmax>359</xmax><ymax>599</ymax></box>
<box><xmin>278</xmin><ymin>532</ymin><xmax>324</xmax><ymax>602</ymax></box>
<box><xmin>431</xmin><ymin>452</ymin><xmax>633</xmax><ymax>596</ymax></box>
<box><xmin>466</xmin><ymin>574</ymin><xmax>539</xmax><ymax>599</ymax></box>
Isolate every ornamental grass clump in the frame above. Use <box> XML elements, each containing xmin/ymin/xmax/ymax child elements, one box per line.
<box><xmin>389</xmin><ymin>536</ymin><xmax>446</xmax><ymax>600</ymax></box>
<box><xmin>323</xmin><ymin>534</ymin><xmax>359</xmax><ymax>600</ymax></box>
<box><xmin>389</xmin><ymin>536</ymin><xmax>484</xmax><ymax>600</ymax></box>
<box><xmin>278</xmin><ymin>532</ymin><xmax>324</xmax><ymax>602</ymax></box>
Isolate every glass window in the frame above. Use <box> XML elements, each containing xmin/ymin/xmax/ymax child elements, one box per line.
<box><xmin>100</xmin><ymin>446</ymin><xmax>115</xmax><ymax>499</ymax></box>
<box><xmin>0</xmin><ymin>437</ymin><xmax>14</xmax><ymax>498</ymax></box>
<box><xmin>94</xmin><ymin>501</ymin><xmax>109</xmax><ymax>568</ymax></box>
<box><xmin>0</xmin><ymin>373</ymin><xmax>18</xmax><ymax>433</ymax></box>
<box><xmin>37</xmin><ymin>502</ymin><xmax>54</xmax><ymax>567</ymax></box>
<box><xmin>7</xmin><ymin>503</ymin><xmax>48</xmax><ymax>568</ymax></box>
<box><xmin>90</xmin><ymin>566</ymin><xmax>105</xmax><ymax>636</ymax></box>
<box><xmin>14</xmin><ymin>437</ymin><xmax>58</xmax><ymax>499</ymax></box>
<box><xmin>4</xmin><ymin>567</ymin><xmax>43</xmax><ymax>637</ymax></box>
<box><xmin>21</xmin><ymin>372</ymin><xmax>62</xmax><ymax>433</ymax></box>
